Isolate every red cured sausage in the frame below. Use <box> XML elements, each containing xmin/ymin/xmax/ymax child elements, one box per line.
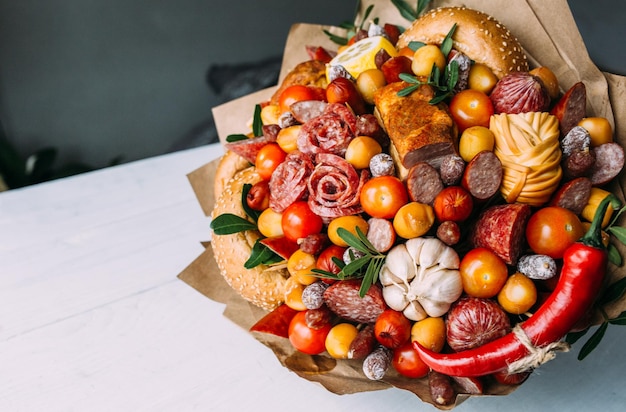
<box><xmin>461</xmin><ymin>151</ymin><xmax>503</xmax><ymax>201</ymax></box>
<box><xmin>269</xmin><ymin>151</ymin><xmax>314</xmax><ymax>213</ymax></box>
<box><xmin>590</xmin><ymin>142</ymin><xmax>625</xmax><ymax>186</ymax></box>
<box><xmin>297</xmin><ymin>103</ymin><xmax>357</xmax><ymax>156</ymax></box>
<box><xmin>406</xmin><ymin>162</ymin><xmax>444</xmax><ymax>205</ymax></box>
<box><xmin>550</xmin><ymin>82</ymin><xmax>587</xmax><ymax>137</ymax></box>
<box><xmin>224</xmin><ymin>135</ymin><xmax>269</xmax><ymax>164</ymax></box>
<box><xmin>307</xmin><ymin>153</ymin><xmax>368</xmax><ymax>219</ymax></box>
<box><xmin>549</xmin><ymin>177</ymin><xmax>592</xmax><ymax>215</ymax></box>
<box><xmin>470</xmin><ymin>203</ymin><xmax>532</xmax><ymax>265</ymax></box>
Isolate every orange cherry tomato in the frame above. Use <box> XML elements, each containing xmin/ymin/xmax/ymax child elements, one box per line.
<box><xmin>359</xmin><ymin>175</ymin><xmax>409</xmax><ymax>219</ymax></box>
<box><xmin>525</xmin><ymin>206</ymin><xmax>584</xmax><ymax>259</ymax></box>
<box><xmin>449</xmin><ymin>89</ymin><xmax>494</xmax><ymax>132</ymax></box>
<box><xmin>278</xmin><ymin>85</ymin><xmax>325</xmax><ymax>114</ymax></box>
<box><xmin>255</xmin><ymin>143</ymin><xmax>286</xmax><ymax>181</ymax></box>
<box><xmin>497</xmin><ymin>272</ymin><xmax>538</xmax><ymax>315</ymax></box>
<box><xmin>459</xmin><ymin>247</ymin><xmax>508</xmax><ymax>298</ymax></box>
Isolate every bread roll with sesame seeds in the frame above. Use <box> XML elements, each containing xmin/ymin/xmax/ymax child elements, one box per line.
<box><xmin>210</xmin><ymin>164</ymin><xmax>289</xmax><ymax>311</ymax></box>
<box><xmin>397</xmin><ymin>6</ymin><xmax>528</xmax><ymax>79</ymax></box>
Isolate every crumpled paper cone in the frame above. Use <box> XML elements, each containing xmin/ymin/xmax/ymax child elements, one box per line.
<box><xmin>179</xmin><ymin>0</ymin><xmax>626</xmax><ymax>408</ymax></box>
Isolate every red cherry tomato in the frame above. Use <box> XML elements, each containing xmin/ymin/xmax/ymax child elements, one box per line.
<box><xmin>281</xmin><ymin>201</ymin><xmax>324</xmax><ymax>243</ymax></box>
<box><xmin>255</xmin><ymin>143</ymin><xmax>286</xmax><ymax>181</ymax></box>
<box><xmin>433</xmin><ymin>186</ymin><xmax>474</xmax><ymax>222</ymax></box>
<box><xmin>316</xmin><ymin>245</ymin><xmax>346</xmax><ymax>276</ymax></box>
<box><xmin>288</xmin><ymin>310</ymin><xmax>332</xmax><ymax>355</ymax></box>
<box><xmin>392</xmin><ymin>342</ymin><xmax>430</xmax><ymax>378</ymax></box>
<box><xmin>374</xmin><ymin>309</ymin><xmax>412</xmax><ymax>349</ymax></box>
<box><xmin>525</xmin><ymin>206</ymin><xmax>584</xmax><ymax>259</ymax></box>
<box><xmin>278</xmin><ymin>85</ymin><xmax>325</xmax><ymax>114</ymax></box>
<box><xmin>449</xmin><ymin>89</ymin><xmax>494</xmax><ymax>132</ymax></box>
<box><xmin>360</xmin><ymin>176</ymin><xmax>409</xmax><ymax>219</ymax></box>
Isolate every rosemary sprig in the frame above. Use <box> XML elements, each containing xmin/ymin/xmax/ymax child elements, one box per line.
<box><xmin>391</xmin><ymin>0</ymin><xmax>433</xmax><ymax>21</ymax></box>
<box><xmin>324</xmin><ymin>0</ymin><xmax>377</xmax><ymax>46</ymax></box>
<box><xmin>312</xmin><ymin>227</ymin><xmax>386</xmax><ymax>297</ymax></box>
<box><xmin>397</xmin><ymin>24</ymin><xmax>459</xmax><ymax>103</ymax></box>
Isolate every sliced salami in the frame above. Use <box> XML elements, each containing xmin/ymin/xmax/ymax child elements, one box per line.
<box><xmin>297</xmin><ymin>103</ymin><xmax>357</xmax><ymax>156</ymax></box>
<box><xmin>406</xmin><ymin>162</ymin><xmax>444</xmax><ymax>205</ymax></box>
<box><xmin>590</xmin><ymin>142</ymin><xmax>625</xmax><ymax>186</ymax></box>
<box><xmin>461</xmin><ymin>150</ymin><xmax>503</xmax><ymax>201</ymax></box>
<box><xmin>549</xmin><ymin>177</ymin><xmax>592</xmax><ymax>215</ymax></box>
<box><xmin>307</xmin><ymin>153</ymin><xmax>368</xmax><ymax>219</ymax></box>
<box><xmin>224</xmin><ymin>135</ymin><xmax>268</xmax><ymax>164</ymax></box>
<box><xmin>269</xmin><ymin>151</ymin><xmax>314</xmax><ymax>213</ymax></box>
<box><xmin>550</xmin><ymin>82</ymin><xmax>586</xmax><ymax>137</ymax></box>
<box><xmin>470</xmin><ymin>203</ymin><xmax>532</xmax><ymax>265</ymax></box>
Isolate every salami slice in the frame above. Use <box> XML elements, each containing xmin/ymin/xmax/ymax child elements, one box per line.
<box><xmin>590</xmin><ymin>142</ymin><xmax>625</xmax><ymax>186</ymax></box>
<box><xmin>470</xmin><ymin>203</ymin><xmax>532</xmax><ymax>265</ymax></box>
<box><xmin>406</xmin><ymin>162</ymin><xmax>444</xmax><ymax>205</ymax></box>
<box><xmin>224</xmin><ymin>135</ymin><xmax>268</xmax><ymax>164</ymax></box>
<box><xmin>307</xmin><ymin>153</ymin><xmax>368</xmax><ymax>219</ymax></box>
<box><xmin>549</xmin><ymin>177</ymin><xmax>592</xmax><ymax>215</ymax></box>
<box><xmin>297</xmin><ymin>103</ymin><xmax>357</xmax><ymax>156</ymax></box>
<box><xmin>269</xmin><ymin>151</ymin><xmax>314</xmax><ymax>213</ymax></box>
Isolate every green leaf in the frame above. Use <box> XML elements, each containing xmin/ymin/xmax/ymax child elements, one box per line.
<box><xmin>397</xmin><ymin>84</ymin><xmax>420</xmax><ymax>97</ymax></box>
<box><xmin>244</xmin><ymin>240</ymin><xmax>282</xmax><ymax>269</ymax></box>
<box><xmin>226</xmin><ymin>134</ymin><xmax>249</xmax><ymax>143</ymax></box>
<box><xmin>577</xmin><ymin>322</ymin><xmax>608</xmax><ymax>360</ymax></box>
<box><xmin>336</xmin><ymin>227</ymin><xmax>369</xmax><ymax>253</ymax></box>
<box><xmin>408</xmin><ymin>40</ymin><xmax>426</xmax><ymax>51</ymax></box>
<box><xmin>398</xmin><ymin>73</ymin><xmax>419</xmax><ymax>84</ymax></box>
<box><xmin>417</xmin><ymin>0</ymin><xmax>433</xmax><ymax>16</ymax></box>
<box><xmin>210</xmin><ymin>213</ymin><xmax>257</xmax><ymax>235</ymax></box>
<box><xmin>391</xmin><ymin>0</ymin><xmax>418</xmax><ymax>21</ymax></box>
<box><xmin>252</xmin><ymin>104</ymin><xmax>263</xmax><ymax>137</ymax></box>
<box><xmin>598</xmin><ymin>276</ymin><xmax>626</xmax><ymax>306</ymax></box>
<box><xmin>359</xmin><ymin>4</ymin><xmax>375</xmax><ymax>29</ymax></box>
<box><xmin>609</xmin><ymin>310</ymin><xmax>626</xmax><ymax>325</ymax></box>
<box><xmin>241</xmin><ymin>183</ymin><xmax>261</xmax><ymax>222</ymax></box>
<box><xmin>323</xmin><ymin>29</ymin><xmax>348</xmax><ymax>46</ymax></box>
<box><xmin>342</xmin><ymin>256</ymin><xmax>370</xmax><ymax>276</ymax></box>
<box><xmin>439</xmin><ymin>24</ymin><xmax>457</xmax><ymax>57</ymax></box>
<box><xmin>608</xmin><ymin>243</ymin><xmax>622</xmax><ymax>266</ymax></box>
<box><xmin>565</xmin><ymin>327</ymin><xmax>589</xmax><ymax>345</ymax></box>
<box><xmin>608</xmin><ymin>226</ymin><xmax>626</xmax><ymax>246</ymax></box>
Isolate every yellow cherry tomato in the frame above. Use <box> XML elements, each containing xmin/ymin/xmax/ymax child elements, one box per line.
<box><xmin>287</xmin><ymin>249</ymin><xmax>317</xmax><ymax>285</ymax></box>
<box><xmin>392</xmin><ymin>202</ymin><xmax>435</xmax><ymax>239</ymax></box>
<box><xmin>578</xmin><ymin>117</ymin><xmax>614</xmax><ymax>147</ymax></box>
<box><xmin>581</xmin><ymin>187</ymin><xmax>614</xmax><ymax>228</ymax></box>
<box><xmin>325</xmin><ymin>323</ymin><xmax>359</xmax><ymax>359</ymax></box>
<box><xmin>458</xmin><ymin>126</ymin><xmax>495</xmax><ymax>162</ymax></box>
<box><xmin>497</xmin><ymin>272</ymin><xmax>538</xmax><ymax>315</ymax></box>
<box><xmin>345</xmin><ymin>136</ymin><xmax>383</xmax><ymax>169</ymax></box>
<box><xmin>411</xmin><ymin>44</ymin><xmax>446</xmax><ymax>77</ymax></box>
<box><xmin>411</xmin><ymin>317</ymin><xmax>446</xmax><ymax>353</ymax></box>
<box><xmin>283</xmin><ymin>276</ymin><xmax>307</xmax><ymax>311</ymax></box>
<box><xmin>356</xmin><ymin>68</ymin><xmax>387</xmax><ymax>105</ymax></box>
<box><xmin>327</xmin><ymin>215</ymin><xmax>369</xmax><ymax>247</ymax></box>
<box><xmin>257</xmin><ymin>208</ymin><xmax>283</xmax><ymax>238</ymax></box>
<box><xmin>530</xmin><ymin>66</ymin><xmax>559</xmax><ymax>100</ymax></box>
<box><xmin>276</xmin><ymin>125</ymin><xmax>302</xmax><ymax>153</ymax></box>
<box><xmin>468</xmin><ymin>63</ymin><xmax>498</xmax><ymax>95</ymax></box>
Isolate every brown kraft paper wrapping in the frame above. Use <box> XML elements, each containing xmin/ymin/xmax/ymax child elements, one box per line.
<box><xmin>179</xmin><ymin>0</ymin><xmax>626</xmax><ymax>408</ymax></box>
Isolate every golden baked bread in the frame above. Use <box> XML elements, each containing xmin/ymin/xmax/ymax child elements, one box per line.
<box><xmin>397</xmin><ymin>6</ymin><xmax>529</xmax><ymax>79</ymax></box>
<box><xmin>210</xmin><ymin>163</ymin><xmax>290</xmax><ymax>311</ymax></box>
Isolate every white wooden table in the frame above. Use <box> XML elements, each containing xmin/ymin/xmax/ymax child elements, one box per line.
<box><xmin>1</xmin><ymin>143</ymin><xmax>625</xmax><ymax>412</ymax></box>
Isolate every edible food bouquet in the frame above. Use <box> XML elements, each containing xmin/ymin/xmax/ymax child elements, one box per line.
<box><xmin>179</xmin><ymin>0</ymin><xmax>626</xmax><ymax>408</ymax></box>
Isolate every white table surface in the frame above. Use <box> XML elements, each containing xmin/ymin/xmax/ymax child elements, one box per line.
<box><xmin>1</xmin><ymin>143</ymin><xmax>625</xmax><ymax>412</ymax></box>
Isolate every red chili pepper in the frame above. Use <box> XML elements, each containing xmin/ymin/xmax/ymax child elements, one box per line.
<box><xmin>414</xmin><ymin>195</ymin><xmax>617</xmax><ymax>377</ymax></box>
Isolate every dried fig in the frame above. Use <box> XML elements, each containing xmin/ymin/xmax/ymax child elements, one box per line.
<box><xmin>490</xmin><ymin>71</ymin><xmax>550</xmax><ymax>114</ymax></box>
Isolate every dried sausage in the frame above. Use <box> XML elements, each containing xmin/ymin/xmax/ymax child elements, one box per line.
<box><xmin>297</xmin><ymin>103</ymin><xmax>357</xmax><ymax>156</ymax></box>
<box><xmin>549</xmin><ymin>177</ymin><xmax>592</xmax><ymax>215</ymax></box>
<box><xmin>461</xmin><ymin>150</ymin><xmax>503</xmax><ymax>201</ymax></box>
<box><xmin>470</xmin><ymin>203</ymin><xmax>532</xmax><ymax>265</ymax></box>
<box><xmin>590</xmin><ymin>142</ymin><xmax>625</xmax><ymax>186</ymax></box>
<box><xmin>406</xmin><ymin>162</ymin><xmax>444</xmax><ymax>205</ymax></box>
<box><xmin>550</xmin><ymin>82</ymin><xmax>586</xmax><ymax>137</ymax></box>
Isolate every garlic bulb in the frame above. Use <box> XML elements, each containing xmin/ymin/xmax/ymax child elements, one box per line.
<box><xmin>380</xmin><ymin>237</ymin><xmax>463</xmax><ymax>321</ymax></box>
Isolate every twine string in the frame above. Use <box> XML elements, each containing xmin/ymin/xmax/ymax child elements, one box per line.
<box><xmin>506</xmin><ymin>325</ymin><xmax>570</xmax><ymax>375</ymax></box>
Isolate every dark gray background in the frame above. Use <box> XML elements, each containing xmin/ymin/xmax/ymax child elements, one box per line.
<box><xmin>0</xmin><ymin>1</ymin><xmax>623</xmax><ymax>171</ymax></box>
